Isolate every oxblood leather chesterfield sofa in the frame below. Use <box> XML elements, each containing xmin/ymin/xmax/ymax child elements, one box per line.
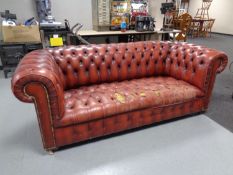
<box><xmin>12</xmin><ymin>41</ymin><xmax>228</xmax><ymax>153</ymax></box>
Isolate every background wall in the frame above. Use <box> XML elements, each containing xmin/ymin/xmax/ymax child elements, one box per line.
<box><xmin>1</xmin><ymin>0</ymin><xmax>232</xmax><ymax>35</ymax></box>
<box><xmin>0</xmin><ymin>0</ymin><xmax>164</xmax><ymax>31</ymax></box>
<box><xmin>0</xmin><ymin>0</ymin><xmax>93</xmax><ymax>29</ymax></box>
<box><xmin>149</xmin><ymin>0</ymin><xmax>164</xmax><ymax>30</ymax></box>
<box><xmin>189</xmin><ymin>0</ymin><xmax>233</xmax><ymax>35</ymax></box>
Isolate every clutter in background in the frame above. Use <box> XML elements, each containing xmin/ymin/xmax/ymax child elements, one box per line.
<box><xmin>0</xmin><ymin>10</ymin><xmax>41</xmax><ymax>43</ymax></box>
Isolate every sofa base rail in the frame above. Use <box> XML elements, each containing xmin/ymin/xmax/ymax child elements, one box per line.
<box><xmin>52</xmin><ymin>98</ymin><xmax>205</xmax><ymax>151</ymax></box>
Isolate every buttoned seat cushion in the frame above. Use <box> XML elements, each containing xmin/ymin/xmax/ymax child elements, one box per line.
<box><xmin>55</xmin><ymin>76</ymin><xmax>204</xmax><ymax>127</ymax></box>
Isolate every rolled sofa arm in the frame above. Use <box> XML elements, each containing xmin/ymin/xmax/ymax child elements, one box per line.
<box><xmin>11</xmin><ymin>50</ymin><xmax>65</xmax><ymax>120</ymax></box>
<box><xmin>216</xmin><ymin>54</ymin><xmax>228</xmax><ymax>73</ymax></box>
<box><xmin>167</xmin><ymin>43</ymin><xmax>228</xmax><ymax>94</ymax></box>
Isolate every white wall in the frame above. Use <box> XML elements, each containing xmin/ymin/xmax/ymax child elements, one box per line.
<box><xmin>189</xmin><ymin>0</ymin><xmax>233</xmax><ymax>35</ymax></box>
<box><xmin>0</xmin><ymin>0</ymin><xmax>93</xmax><ymax>29</ymax></box>
<box><xmin>149</xmin><ymin>0</ymin><xmax>165</xmax><ymax>30</ymax></box>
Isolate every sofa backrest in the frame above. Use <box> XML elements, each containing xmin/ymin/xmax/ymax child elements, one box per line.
<box><xmin>49</xmin><ymin>41</ymin><xmax>209</xmax><ymax>91</ymax></box>
<box><xmin>49</xmin><ymin>41</ymin><xmax>170</xmax><ymax>89</ymax></box>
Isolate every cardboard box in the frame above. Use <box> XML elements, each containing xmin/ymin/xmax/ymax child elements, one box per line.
<box><xmin>1</xmin><ymin>25</ymin><xmax>41</xmax><ymax>43</ymax></box>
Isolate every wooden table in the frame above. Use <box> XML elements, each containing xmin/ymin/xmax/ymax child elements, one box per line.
<box><xmin>77</xmin><ymin>29</ymin><xmax>181</xmax><ymax>43</ymax></box>
<box><xmin>78</xmin><ymin>30</ymin><xmax>156</xmax><ymax>36</ymax></box>
<box><xmin>192</xmin><ymin>18</ymin><xmax>214</xmax><ymax>35</ymax></box>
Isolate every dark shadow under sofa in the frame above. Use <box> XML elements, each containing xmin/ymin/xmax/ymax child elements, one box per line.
<box><xmin>12</xmin><ymin>41</ymin><xmax>228</xmax><ymax>153</ymax></box>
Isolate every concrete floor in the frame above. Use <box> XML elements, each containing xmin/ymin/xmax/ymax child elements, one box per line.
<box><xmin>0</xmin><ymin>34</ymin><xmax>233</xmax><ymax>175</ymax></box>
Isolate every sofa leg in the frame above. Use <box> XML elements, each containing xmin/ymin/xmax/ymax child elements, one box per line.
<box><xmin>46</xmin><ymin>149</ymin><xmax>55</xmax><ymax>155</ymax></box>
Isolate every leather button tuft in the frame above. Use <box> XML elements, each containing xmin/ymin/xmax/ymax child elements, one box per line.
<box><xmin>74</xmin><ymin>69</ymin><xmax>78</xmax><ymax>73</ymax></box>
<box><xmin>72</xmin><ymin>51</ymin><xmax>76</xmax><ymax>56</ymax></box>
<box><xmin>83</xmin><ymin>49</ymin><xmax>88</xmax><ymax>54</ymax></box>
<box><xmin>193</xmin><ymin>67</ymin><xmax>196</xmax><ymax>73</ymax></box>
<box><xmin>200</xmin><ymin>60</ymin><xmax>204</xmax><ymax>65</ymax></box>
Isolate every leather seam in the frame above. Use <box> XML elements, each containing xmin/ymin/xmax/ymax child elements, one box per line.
<box><xmin>17</xmin><ymin>73</ymin><xmax>63</xmax><ymax>120</ymax></box>
<box><xmin>56</xmin><ymin>97</ymin><xmax>205</xmax><ymax>128</ymax></box>
<box><xmin>23</xmin><ymin>83</ymin><xmax>57</xmax><ymax>149</ymax></box>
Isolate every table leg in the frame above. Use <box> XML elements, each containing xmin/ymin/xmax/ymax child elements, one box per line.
<box><xmin>158</xmin><ymin>34</ymin><xmax>162</xmax><ymax>41</ymax></box>
<box><xmin>199</xmin><ymin>21</ymin><xmax>204</xmax><ymax>37</ymax></box>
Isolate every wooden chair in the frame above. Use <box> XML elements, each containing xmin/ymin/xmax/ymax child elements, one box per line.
<box><xmin>195</xmin><ymin>0</ymin><xmax>213</xmax><ymax>19</ymax></box>
<box><xmin>189</xmin><ymin>21</ymin><xmax>201</xmax><ymax>38</ymax></box>
<box><xmin>164</xmin><ymin>11</ymin><xmax>174</xmax><ymax>30</ymax></box>
<box><xmin>171</xmin><ymin>10</ymin><xmax>180</xmax><ymax>29</ymax></box>
<box><xmin>175</xmin><ymin>13</ymin><xmax>192</xmax><ymax>41</ymax></box>
<box><xmin>202</xmin><ymin>19</ymin><xmax>215</xmax><ymax>37</ymax></box>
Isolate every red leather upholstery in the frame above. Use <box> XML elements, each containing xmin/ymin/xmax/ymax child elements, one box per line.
<box><xmin>55</xmin><ymin>77</ymin><xmax>204</xmax><ymax>127</ymax></box>
<box><xmin>49</xmin><ymin>42</ymin><xmax>227</xmax><ymax>92</ymax></box>
<box><xmin>11</xmin><ymin>50</ymin><xmax>65</xmax><ymax>119</ymax></box>
<box><xmin>12</xmin><ymin>41</ymin><xmax>228</xmax><ymax>151</ymax></box>
<box><xmin>55</xmin><ymin>98</ymin><xmax>205</xmax><ymax>147</ymax></box>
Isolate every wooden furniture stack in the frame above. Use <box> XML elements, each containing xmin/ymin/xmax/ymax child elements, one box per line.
<box><xmin>190</xmin><ymin>0</ymin><xmax>215</xmax><ymax>38</ymax></box>
<box><xmin>195</xmin><ymin>0</ymin><xmax>213</xmax><ymax>20</ymax></box>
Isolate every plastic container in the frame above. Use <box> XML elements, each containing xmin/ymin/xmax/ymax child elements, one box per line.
<box><xmin>120</xmin><ymin>16</ymin><xmax>127</xmax><ymax>32</ymax></box>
